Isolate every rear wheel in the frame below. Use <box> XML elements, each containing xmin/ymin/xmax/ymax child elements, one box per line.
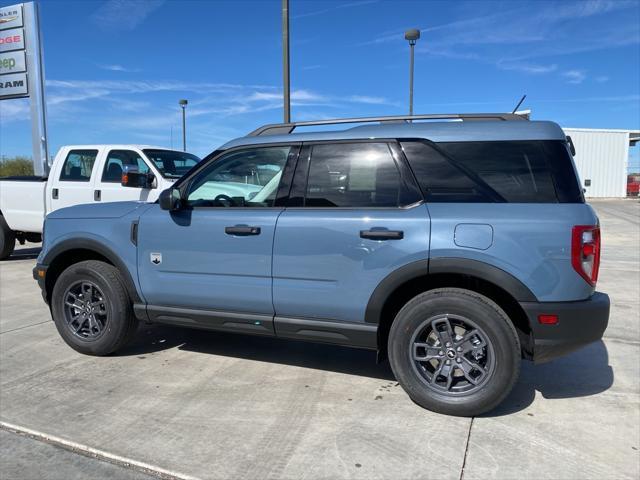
<box><xmin>51</xmin><ymin>260</ymin><xmax>138</xmax><ymax>355</ymax></box>
<box><xmin>388</xmin><ymin>288</ymin><xmax>520</xmax><ymax>416</ymax></box>
<box><xmin>0</xmin><ymin>215</ymin><xmax>16</xmax><ymax>260</ymax></box>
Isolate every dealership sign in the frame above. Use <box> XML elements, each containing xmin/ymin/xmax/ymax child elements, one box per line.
<box><xmin>0</xmin><ymin>4</ymin><xmax>27</xmax><ymax>99</ymax></box>
<box><xmin>0</xmin><ymin>2</ymin><xmax>49</xmax><ymax>177</ymax></box>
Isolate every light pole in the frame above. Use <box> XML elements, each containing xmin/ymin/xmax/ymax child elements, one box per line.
<box><xmin>179</xmin><ymin>99</ymin><xmax>188</xmax><ymax>151</ymax></box>
<box><xmin>282</xmin><ymin>0</ymin><xmax>291</xmax><ymax>123</ymax></box>
<box><xmin>404</xmin><ymin>28</ymin><xmax>420</xmax><ymax>116</ymax></box>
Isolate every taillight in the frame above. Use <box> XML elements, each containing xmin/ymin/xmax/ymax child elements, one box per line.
<box><xmin>571</xmin><ymin>225</ymin><xmax>601</xmax><ymax>286</ymax></box>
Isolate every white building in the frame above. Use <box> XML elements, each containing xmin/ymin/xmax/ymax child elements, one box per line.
<box><xmin>563</xmin><ymin>128</ymin><xmax>639</xmax><ymax>198</ymax></box>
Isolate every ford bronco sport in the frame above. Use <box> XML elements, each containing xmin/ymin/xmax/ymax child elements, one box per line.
<box><xmin>33</xmin><ymin>113</ymin><xmax>609</xmax><ymax>416</ymax></box>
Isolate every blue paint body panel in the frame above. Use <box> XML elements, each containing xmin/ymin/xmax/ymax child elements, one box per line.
<box><xmin>454</xmin><ymin>224</ymin><xmax>493</xmax><ymax>250</ymax></box>
<box><xmin>272</xmin><ymin>204</ymin><xmax>431</xmax><ymax>323</ymax></box>
<box><xmin>136</xmin><ymin>205</ymin><xmax>280</xmax><ymax>314</ymax></box>
<box><xmin>427</xmin><ymin>203</ymin><xmax>597</xmax><ymax>301</ymax></box>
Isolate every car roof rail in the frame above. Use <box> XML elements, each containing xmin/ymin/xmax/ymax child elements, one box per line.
<box><xmin>248</xmin><ymin>112</ymin><xmax>528</xmax><ymax>136</ymax></box>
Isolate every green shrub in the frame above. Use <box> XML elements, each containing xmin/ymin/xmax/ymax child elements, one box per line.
<box><xmin>0</xmin><ymin>157</ymin><xmax>34</xmax><ymax>177</ymax></box>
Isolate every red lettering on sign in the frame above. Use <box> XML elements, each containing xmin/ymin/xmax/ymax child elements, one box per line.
<box><xmin>0</xmin><ymin>35</ymin><xmax>21</xmax><ymax>44</ymax></box>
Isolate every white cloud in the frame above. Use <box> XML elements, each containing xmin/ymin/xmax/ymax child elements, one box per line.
<box><xmin>97</xmin><ymin>64</ymin><xmax>141</xmax><ymax>73</ymax></box>
<box><xmin>293</xmin><ymin>0</ymin><xmax>378</xmax><ymax>20</ymax></box>
<box><xmin>595</xmin><ymin>75</ymin><xmax>610</xmax><ymax>83</ymax></box>
<box><xmin>497</xmin><ymin>61</ymin><xmax>558</xmax><ymax>74</ymax></box>
<box><xmin>562</xmin><ymin>70</ymin><xmax>588</xmax><ymax>84</ymax></box>
<box><xmin>92</xmin><ymin>0</ymin><xmax>165</xmax><ymax>31</ymax></box>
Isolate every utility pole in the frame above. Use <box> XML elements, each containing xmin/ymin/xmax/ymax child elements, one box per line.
<box><xmin>405</xmin><ymin>29</ymin><xmax>420</xmax><ymax>116</ymax></box>
<box><xmin>282</xmin><ymin>0</ymin><xmax>291</xmax><ymax>123</ymax></box>
<box><xmin>179</xmin><ymin>99</ymin><xmax>188</xmax><ymax>151</ymax></box>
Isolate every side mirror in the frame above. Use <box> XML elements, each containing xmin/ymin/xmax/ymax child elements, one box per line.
<box><xmin>159</xmin><ymin>187</ymin><xmax>182</xmax><ymax>211</ymax></box>
<box><xmin>121</xmin><ymin>167</ymin><xmax>156</xmax><ymax>189</ymax></box>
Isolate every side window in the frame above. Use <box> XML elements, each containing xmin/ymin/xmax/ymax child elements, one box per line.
<box><xmin>59</xmin><ymin>150</ymin><xmax>98</xmax><ymax>182</ymax></box>
<box><xmin>186</xmin><ymin>146</ymin><xmax>291</xmax><ymax>207</ymax></box>
<box><xmin>305</xmin><ymin>143</ymin><xmax>402</xmax><ymax>207</ymax></box>
<box><xmin>401</xmin><ymin>141</ymin><xmax>561</xmax><ymax>203</ymax></box>
<box><xmin>102</xmin><ymin>150</ymin><xmax>149</xmax><ymax>183</ymax></box>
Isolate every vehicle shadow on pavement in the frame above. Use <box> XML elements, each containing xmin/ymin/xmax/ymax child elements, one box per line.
<box><xmin>485</xmin><ymin>340</ymin><xmax>613</xmax><ymax>416</ymax></box>
<box><xmin>4</xmin><ymin>247</ymin><xmax>41</xmax><ymax>261</ymax></box>
<box><xmin>119</xmin><ymin>324</ymin><xmax>396</xmax><ymax>381</ymax></box>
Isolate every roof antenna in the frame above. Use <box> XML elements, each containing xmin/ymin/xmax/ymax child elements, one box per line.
<box><xmin>512</xmin><ymin>94</ymin><xmax>527</xmax><ymax>113</ymax></box>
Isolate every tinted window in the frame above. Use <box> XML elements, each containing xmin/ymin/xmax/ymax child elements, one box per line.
<box><xmin>402</xmin><ymin>140</ymin><xmax>582</xmax><ymax>203</ymax></box>
<box><xmin>59</xmin><ymin>150</ymin><xmax>98</xmax><ymax>182</ymax></box>
<box><xmin>187</xmin><ymin>146</ymin><xmax>291</xmax><ymax>207</ymax></box>
<box><xmin>102</xmin><ymin>150</ymin><xmax>149</xmax><ymax>183</ymax></box>
<box><xmin>305</xmin><ymin>143</ymin><xmax>403</xmax><ymax>207</ymax></box>
<box><xmin>143</xmin><ymin>150</ymin><xmax>200</xmax><ymax>179</ymax></box>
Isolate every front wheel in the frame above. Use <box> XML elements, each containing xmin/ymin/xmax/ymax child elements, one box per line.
<box><xmin>388</xmin><ymin>288</ymin><xmax>520</xmax><ymax>416</ymax></box>
<box><xmin>51</xmin><ymin>260</ymin><xmax>138</xmax><ymax>355</ymax></box>
<box><xmin>0</xmin><ymin>215</ymin><xmax>16</xmax><ymax>260</ymax></box>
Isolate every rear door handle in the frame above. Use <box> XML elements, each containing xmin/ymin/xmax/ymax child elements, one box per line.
<box><xmin>360</xmin><ymin>229</ymin><xmax>404</xmax><ymax>240</ymax></box>
<box><xmin>94</xmin><ymin>190</ymin><xmax>101</xmax><ymax>201</ymax></box>
<box><xmin>225</xmin><ymin>225</ymin><xmax>261</xmax><ymax>236</ymax></box>
<box><xmin>52</xmin><ymin>188</ymin><xmax>58</xmax><ymax>199</ymax></box>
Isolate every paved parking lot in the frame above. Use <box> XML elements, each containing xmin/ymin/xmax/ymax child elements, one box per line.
<box><xmin>1</xmin><ymin>199</ymin><xmax>638</xmax><ymax>480</ymax></box>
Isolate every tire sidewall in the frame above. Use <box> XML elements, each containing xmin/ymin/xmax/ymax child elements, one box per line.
<box><xmin>0</xmin><ymin>215</ymin><xmax>16</xmax><ymax>260</ymax></box>
<box><xmin>388</xmin><ymin>289</ymin><xmax>520</xmax><ymax>416</ymax></box>
<box><xmin>51</xmin><ymin>262</ymin><xmax>130</xmax><ymax>355</ymax></box>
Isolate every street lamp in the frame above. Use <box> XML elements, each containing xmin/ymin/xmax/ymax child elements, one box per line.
<box><xmin>404</xmin><ymin>28</ymin><xmax>420</xmax><ymax>116</ymax></box>
<box><xmin>179</xmin><ymin>99</ymin><xmax>188</xmax><ymax>151</ymax></box>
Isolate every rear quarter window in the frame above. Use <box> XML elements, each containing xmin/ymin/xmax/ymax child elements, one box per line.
<box><xmin>401</xmin><ymin>140</ymin><xmax>583</xmax><ymax>203</ymax></box>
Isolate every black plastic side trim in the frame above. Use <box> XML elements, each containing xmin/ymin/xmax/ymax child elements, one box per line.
<box><xmin>274</xmin><ymin>316</ymin><xmax>377</xmax><ymax>349</ymax></box>
<box><xmin>429</xmin><ymin>258</ymin><xmax>537</xmax><ymax>302</ymax></box>
<box><xmin>42</xmin><ymin>238</ymin><xmax>142</xmax><ymax>304</ymax></box>
<box><xmin>146</xmin><ymin>305</ymin><xmax>275</xmax><ymax>336</ymax></box>
<box><xmin>364</xmin><ymin>260</ymin><xmax>430</xmax><ymax>324</ymax></box>
<box><xmin>364</xmin><ymin>257</ymin><xmax>537</xmax><ymax>325</ymax></box>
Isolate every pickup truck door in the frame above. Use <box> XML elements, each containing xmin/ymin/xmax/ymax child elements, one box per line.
<box><xmin>136</xmin><ymin>144</ymin><xmax>299</xmax><ymax>335</ymax></box>
<box><xmin>94</xmin><ymin>149</ymin><xmax>155</xmax><ymax>203</ymax></box>
<box><xmin>49</xmin><ymin>148</ymin><xmax>100</xmax><ymax>211</ymax></box>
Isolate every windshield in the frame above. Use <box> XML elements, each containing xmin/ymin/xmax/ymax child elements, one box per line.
<box><xmin>143</xmin><ymin>149</ymin><xmax>201</xmax><ymax>179</ymax></box>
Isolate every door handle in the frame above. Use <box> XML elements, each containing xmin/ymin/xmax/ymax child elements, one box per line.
<box><xmin>360</xmin><ymin>229</ymin><xmax>404</xmax><ymax>240</ymax></box>
<box><xmin>52</xmin><ymin>188</ymin><xmax>58</xmax><ymax>199</ymax></box>
<box><xmin>94</xmin><ymin>190</ymin><xmax>101</xmax><ymax>201</ymax></box>
<box><xmin>225</xmin><ymin>225</ymin><xmax>261</xmax><ymax>236</ymax></box>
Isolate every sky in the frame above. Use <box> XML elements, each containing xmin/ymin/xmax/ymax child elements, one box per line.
<box><xmin>0</xmin><ymin>0</ymin><xmax>639</xmax><ymax>168</ymax></box>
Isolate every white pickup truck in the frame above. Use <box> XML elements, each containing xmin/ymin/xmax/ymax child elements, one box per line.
<box><xmin>0</xmin><ymin>145</ymin><xmax>200</xmax><ymax>259</ymax></box>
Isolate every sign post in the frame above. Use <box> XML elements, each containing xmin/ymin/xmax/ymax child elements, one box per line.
<box><xmin>0</xmin><ymin>2</ymin><xmax>48</xmax><ymax>176</ymax></box>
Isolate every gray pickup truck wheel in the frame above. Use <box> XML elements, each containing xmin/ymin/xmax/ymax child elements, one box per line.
<box><xmin>0</xmin><ymin>215</ymin><xmax>16</xmax><ymax>260</ymax></box>
<box><xmin>388</xmin><ymin>288</ymin><xmax>520</xmax><ymax>417</ymax></box>
<box><xmin>51</xmin><ymin>260</ymin><xmax>138</xmax><ymax>355</ymax></box>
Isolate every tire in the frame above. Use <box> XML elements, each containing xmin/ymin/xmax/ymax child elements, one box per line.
<box><xmin>388</xmin><ymin>288</ymin><xmax>520</xmax><ymax>417</ymax></box>
<box><xmin>51</xmin><ymin>260</ymin><xmax>138</xmax><ymax>356</ymax></box>
<box><xmin>0</xmin><ymin>215</ymin><xmax>16</xmax><ymax>260</ymax></box>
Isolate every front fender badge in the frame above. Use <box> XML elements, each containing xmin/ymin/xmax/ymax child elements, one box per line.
<box><xmin>150</xmin><ymin>253</ymin><xmax>162</xmax><ymax>265</ymax></box>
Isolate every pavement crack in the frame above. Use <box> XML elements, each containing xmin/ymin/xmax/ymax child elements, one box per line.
<box><xmin>0</xmin><ymin>320</ymin><xmax>52</xmax><ymax>335</ymax></box>
<box><xmin>459</xmin><ymin>417</ymin><xmax>474</xmax><ymax>480</ymax></box>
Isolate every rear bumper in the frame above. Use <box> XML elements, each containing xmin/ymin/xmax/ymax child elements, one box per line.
<box><xmin>520</xmin><ymin>292</ymin><xmax>610</xmax><ymax>364</ymax></box>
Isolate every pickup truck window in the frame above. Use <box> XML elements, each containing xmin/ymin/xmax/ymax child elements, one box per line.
<box><xmin>102</xmin><ymin>150</ymin><xmax>149</xmax><ymax>183</ymax></box>
<box><xmin>142</xmin><ymin>150</ymin><xmax>200</xmax><ymax>179</ymax></box>
<box><xmin>59</xmin><ymin>150</ymin><xmax>98</xmax><ymax>182</ymax></box>
<box><xmin>186</xmin><ymin>146</ymin><xmax>290</xmax><ymax>207</ymax></box>
<box><xmin>305</xmin><ymin>143</ymin><xmax>403</xmax><ymax>207</ymax></box>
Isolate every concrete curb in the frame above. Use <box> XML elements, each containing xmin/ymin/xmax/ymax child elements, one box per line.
<box><xmin>0</xmin><ymin>421</ymin><xmax>200</xmax><ymax>480</ymax></box>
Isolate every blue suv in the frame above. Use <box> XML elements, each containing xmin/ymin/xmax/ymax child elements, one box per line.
<box><xmin>33</xmin><ymin>113</ymin><xmax>610</xmax><ymax>416</ymax></box>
